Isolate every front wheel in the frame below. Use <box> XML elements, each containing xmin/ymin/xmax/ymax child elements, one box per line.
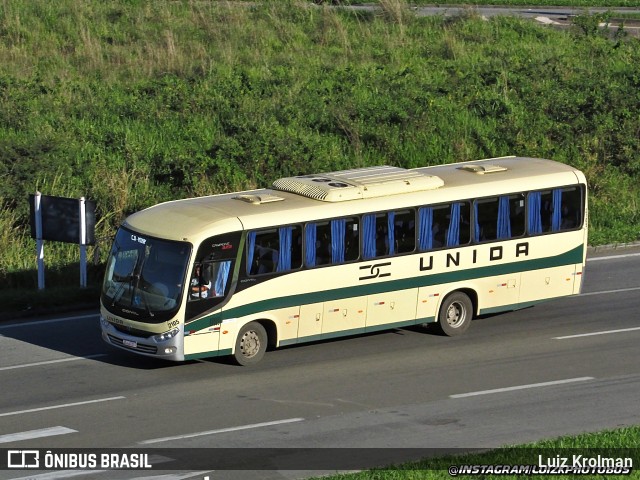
<box><xmin>437</xmin><ymin>291</ymin><xmax>473</xmax><ymax>336</ymax></box>
<box><xmin>233</xmin><ymin>322</ymin><xmax>267</xmax><ymax>366</ymax></box>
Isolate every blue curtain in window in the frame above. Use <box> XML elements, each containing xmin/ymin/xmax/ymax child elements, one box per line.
<box><xmin>497</xmin><ymin>196</ymin><xmax>511</xmax><ymax>239</ymax></box>
<box><xmin>473</xmin><ymin>202</ymin><xmax>480</xmax><ymax>242</ymax></box>
<box><xmin>552</xmin><ymin>189</ymin><xmax>562</xmax><ymax>231</ymax></box>
<box><xmin>418</xmin><ymin>207</ymin><xmax>433</xmax><ymax>251</ymax></box>
<box><xmin>215</xmin><ymin>261</ymin><xmax>231</xmax><ymax>295</ymax></box>
<box><xmin>446</xmin><ymin>203</ymin><xmax>461</xmax><ymax>247</ymax></box>
<box><xmin>387</xmin><ymin>212</ymin><xmax>395</xmax><ymax>255</ymax></box>
<box><xmin>305</xmin><ymin>223</ymin><xmax>316</xmax><ymax>267</ymax></box>
<box><xmin>246</xmin><ymin>231</ymin><xmax>256</xmax><ymax>275</ymax></box>
<box><xmin>362</xmin><ymin>214</ymin><xmax>377</xmax><ymax>260</ymax></box>
<box><xmin>528</xmin><ymin>191</ymin><xmax>543</xmax><ymax>234</ymax></box>
<box><xmin>331</xmin><ymin>219</ymin><xmax>346</xmax><ymax>264</ymax></box>
<box><xmin>276</xmin><ymin>226</ymin><xmax>292</xmax><ymax>272</ymax></box>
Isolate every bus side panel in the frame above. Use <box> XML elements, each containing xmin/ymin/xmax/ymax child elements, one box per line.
<box><xmin>475</xmin><ymin>273</ymin><xmax>521</xmax><ymax>314</ymax></box>
<box><xmin>366</xmin><ymin>288</ymin><xmax>418</xmax><ymax>329</ymax></box>
<box><xmin>298</xmin><ymin>302</ymin><xmax>323</xmax><ymax>339</ymax></box>
<box><xmin>519</xmin><ymin>264</ymin><xmax>577</xmax><ymax>304</ymax></box>
<box><xmin>184</xmin><ymin>330</ymin><xmax>220</xmax><ymax>357</ymax></box>
<box><xmin>322</xmin><ymin>297</ymin><xmax>367</xmax><ymax>335</ymax></box>
<box><xmin>275</xmin><ymin>306</ymin><xmax>302</xmax><ymax>344</ymax></box>
<box><xmin>416</xmin><ymin>286</ymin><xmax>439</xmax><ymax>321</ymax></box>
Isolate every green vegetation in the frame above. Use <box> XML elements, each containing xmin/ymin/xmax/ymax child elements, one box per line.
<box><xmin>313</xmin><ymin>425</ymin><xmax>640</xmax><ymax>479</ymax></box>
<box><xmin>1</xmin><ymin>0</ymin><xmax>639</xmax><ymax>304</ymax></box>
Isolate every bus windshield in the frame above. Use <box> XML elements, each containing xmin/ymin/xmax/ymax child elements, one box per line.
<box><xmin>102</xmin><ymin>228</ymin><xmax>190</xmax><ymax>322</ymax></box>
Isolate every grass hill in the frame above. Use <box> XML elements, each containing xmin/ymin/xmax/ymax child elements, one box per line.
<box><xmin>1</xmin><ymin>0</ymin><xmax>639</xmax><ymax>297</ymax></box>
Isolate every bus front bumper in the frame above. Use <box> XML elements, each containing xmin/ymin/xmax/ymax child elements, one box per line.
<box><xmin>100</xmin><ymin>316</ymin><xmax>184</xmax><ymax>361</ymax></box>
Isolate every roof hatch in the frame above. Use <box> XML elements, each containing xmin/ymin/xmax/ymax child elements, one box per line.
<box><xmin>272</xmin><ymin>165</ymin><xmax>444</xmax><ymax>202</ymax></box>
<box><xmin>458</xmin><ymin>164</ymin><xmax>508</xmax><ymax>174</ymax></box>
<box><xmin>232</xmin><ymin>193</ymin><xmax>285</xmax><ymax>205</ymax></box>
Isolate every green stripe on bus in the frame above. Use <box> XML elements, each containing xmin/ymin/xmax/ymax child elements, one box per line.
<box><xmin>190</xmin><ymin>245</ymin><xmax>583</xmax><ymax>331</ymax></box>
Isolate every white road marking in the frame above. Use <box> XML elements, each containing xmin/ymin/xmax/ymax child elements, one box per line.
<box><xmin>0</xmin><ymin>354</ymin><xmax>107</xmax><ymax>371</ymax></box>
<box><xmin>580</xmin><ymin>286</ymin><xmax>640</xmax><ymax>297</ymax></box>
<box><xmin>130</xmin><ymin>472</ymin><xmax>211</xmax><ymax>480</ymax></box>
<box><xmin>0</xmin><ymin>313</ymin><xmax>98</xmax><ymax>330</ymax></box>
<box><xmin>587</xmin><ymin>252</ymin><xmax>640</xmax><ymax>262</ymax></box>
<box><xmin>140</xmin><ymin>417</ymin><xmax>305</xmax><ymax>445</ymax></box>
<box><xmin>0</xmin><ymin>426</ymin><xmax>77</xmax><ymax>444</ymax></box>
<box><xmin>8</xmin><ymin>469</ymin><xmax>201</xmax><ymax>480</ymax></box>
<box><xmin>0</xmin><ymin>396</ymin><xmax>125</xmax><ymax>417</ymax></box>
<box><xmin>7</xmin><ymin>471</ymin><xmax>107</xmax><ymax>479</ymax></box>
<box><xmin>450</xmin><ymin>377</ymin><xmax>594</xmax><ymax>398</ymax></box>
<box><xmin>6</xmin><ymin>455</ymin><xmax>175</xmax><ymax>479</ymax></box>
<box><xmin>553</xmin><ymin>326</ymin><xmax>640</xmax><ymax>340</ymax></box>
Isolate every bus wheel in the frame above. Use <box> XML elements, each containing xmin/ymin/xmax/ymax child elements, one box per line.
<box><xmin>437</xmin><ymin>292</ymin><xmax>472</xmax><ymax>336</ymax></box>
<box><xmin>234</xmin><ymin>322</ymin><xmax>267</xmax><ymax>366</ymax></box>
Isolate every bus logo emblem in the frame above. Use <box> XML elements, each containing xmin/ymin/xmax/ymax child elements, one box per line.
<box><xmin>359</xmin><ymin>262</ymin><xmax>391</xmax><ymax>281</ymax></box>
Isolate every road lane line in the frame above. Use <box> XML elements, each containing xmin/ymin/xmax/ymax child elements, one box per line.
<box><xmin>0</xmin><ymin>354</ymin><xmax>108</xmax><ymax>371</ymax></box>
<box><xmin>0</xmin><ymin>426</ymin><xmax>77</xmax><ymax>444</ymax></box>
<box><xmin>0</xmin><ymin>397</ymin><xmax>125</xmax><ymax>417</ymax></box>
<box><xmin>0</xmin><ymin>313</ymin><xmax>98</xmax><ymax>330</ymax></box>
<box><xmin>130</xmin><ymin>472</ymin><xmax>211</xmax><ymax>480</ymax></box>
<box><xmin>8</xmin><ymin>462</ymin><xmax>192</xmax><ymax>480</ymax></box>
<box><xmin>139</xmin><ymin>417</ymin><xmax>305</xmax><ymax>444</ymax></box>
<box><xmin>553</xmin><ymin>326</ymin><xmax>640</xmax><ymax>340</ymax></box>
<box><xmin>580</xmin><ymin>286</ymin><xmax>640</xmax><ymax>297</ymax></box>
<box><xmin>587</xmin><ymin>252</ymin><xmax>640</xmax><ymax>262</ymax></box>
<box><xmin>7</xmin><ymin>471</ymin><xmax>107</xmax><ymax>479</ymax></box>
<box><xmin>450</xmin><ymin>377</ymin><xmax>594</xmax><ymax>398</ymax></box>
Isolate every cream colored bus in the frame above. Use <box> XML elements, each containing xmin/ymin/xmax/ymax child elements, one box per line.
<box><xmin>100</xmin><ymin>156</ymin><xmax>588</xmax><ymax>365</ymax></box>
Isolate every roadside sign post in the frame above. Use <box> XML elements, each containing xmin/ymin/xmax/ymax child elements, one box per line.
<box><xmin>79</xmin><ymin>197</ymin><xmax>87</xmax><ymax>288</ymax></box>
<box><xmin>34</xmin><ymin>191</ymin><xmax>45</xmax><ymax>290</ymax></box>
<box><xmin>29</xmin><ymin>193</ymin><xmax>96</xmax><ymax>290</ymax></box>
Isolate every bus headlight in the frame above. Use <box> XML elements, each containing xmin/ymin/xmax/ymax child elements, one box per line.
<box><xmin>153</xmin><ymin>328</ymin><xmax>180</xmax><ymax>342</ymax></box>
<box><xmin>100</xmin><ymin>316</ymin><xmax>111</xmax><ymax>329</ymax></box>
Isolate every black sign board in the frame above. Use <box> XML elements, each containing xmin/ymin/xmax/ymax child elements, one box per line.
<box><xmin>29</xmin><ymin>194</ymin><xmax>96</xmax><ymax>245</ymax></box>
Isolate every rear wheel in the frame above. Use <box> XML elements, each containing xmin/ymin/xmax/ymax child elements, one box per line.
<box><xmin>437</xmin><ymin>291</ymin><xmax>473</xmax><ymax>336</ymax></box>
<box><xmin>233</xmin><ymin>322</ymin><xmax>268</xmax><ymax>366</ymax></box>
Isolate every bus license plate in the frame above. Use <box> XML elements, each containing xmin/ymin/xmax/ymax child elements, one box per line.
<box><xmin>123</xmin><ymin>339</ymin><xmax>137</xmax><ymax>348</ymax></box>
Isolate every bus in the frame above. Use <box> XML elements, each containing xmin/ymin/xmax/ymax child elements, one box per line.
<box><xmin>100</xmin><ymin>156</ymin><xmax>588</xmax><ymax>365</ymax></box>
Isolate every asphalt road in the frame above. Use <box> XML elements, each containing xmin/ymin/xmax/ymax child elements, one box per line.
<box><xmin>0</xmin><ymin>245</ymin><xmax>639</xmax><ymax>480</ymax></box>
<box><xmin>350</xmin><ymin>4</ymin><xmax>640</xmax><ymax>34</ymax></box>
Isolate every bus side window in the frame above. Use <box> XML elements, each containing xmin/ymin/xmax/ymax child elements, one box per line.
<box><xmin>474</xmin><ymin>198</ymin><xmax>498</xmax><ymax>242</ymax></box>
<box><xmin>394</xmin><ymin>210</ymin><xmax>416</xmax><ymax>254</ymax></box>
<box><xmin>528</xmin><ymin>187</ymin><xmax>583</xmax><ymax>235</ymax></box>
<box><xmin>362</xmin><ymin>210</ymin><xmax>416</xmax><ymax>258</ymax></box>
<box><xmin>559</xmin><ymin>187</ymin><xmax>582</xmax><ymax>230</ymax></box>
<box><xmin>247</xmin><ymin>226</ymin><xmax>302</xmax><ymax>275</ymax></box>
<box><xmin>474</xmin><ymin>196</ymin><xmax>521</xmax><ymax>242</ymax></box>
<box><xmin>305</xmin><ymin>218</ymin><xmax>359</xmax><ymax>268</ymax></box>
<box><xmin>362</xmin><ymin>213</ymin><xmax>386</xmax><ymax>259</ymax></box>
<box><xmin>344</xmin><ymin>219</ymin><xmax>360</xmax><ymax>262</ymax></box>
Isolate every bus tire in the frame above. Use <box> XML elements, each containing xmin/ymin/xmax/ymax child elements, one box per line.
<box><xmin>437</xmin><ymin>291</ymin><xmax>473</xmax><ymax>336</ymax></box>
<box><xmin>233</xmin><ymin>322</ymin><xmax>267</xmax><ymax>366</ymax></box>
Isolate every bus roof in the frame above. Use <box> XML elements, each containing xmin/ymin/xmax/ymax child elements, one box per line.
<box><xmin>123</xmin><ymin>156</ymin><xmax>585</xmax><ymax>243</ymax></box>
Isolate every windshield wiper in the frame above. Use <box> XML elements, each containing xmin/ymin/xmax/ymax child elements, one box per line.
<box><xmin>135</xmin><ymin>285</ymin><xmax>155</xmax><ymax>318</ymax></box>
<box><xmin>111</xmin><ymin>268</ymin><xmax>136</xmax><ymax>306</ymax></box>
<box><xmin>129</xmin><ymin>252</ymin><xmax>155</xmax><ymax>317</ymax></box>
